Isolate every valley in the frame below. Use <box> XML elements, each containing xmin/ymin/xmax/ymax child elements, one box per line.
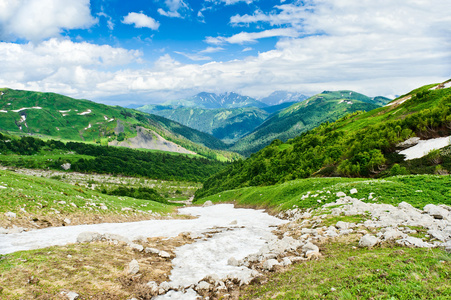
<box><xmin>0</xmin><ymin>80</ymin><xmax>450</xmax><ymax>300</ymax></box>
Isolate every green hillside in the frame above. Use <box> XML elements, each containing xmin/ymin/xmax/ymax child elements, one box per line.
<box><xmin>196</xmin><ymin>81</ymin><xmax>451</xmax><ymax>199</ymax></box>
<box><xmin>229</xmin><ymin>90</ymin><xmax>388</xmax><ymax>156</ymax></box>
<box><xmin>0</xmin><ymin>88</ymin><xmax>238</xmax><ymax>161</ymax></box>
<box><xmin>137</xmin><ymin>105</ymin><xmax>270</xmax><ymax>143</ymax></box>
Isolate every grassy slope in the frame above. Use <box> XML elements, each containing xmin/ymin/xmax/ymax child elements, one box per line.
<box><xmin>0</xmin><ymin>169</ymin><xmax>174</xmax><ymax>229</ymax></box>
<box><xmin>242</xmin><ymin>241</ymin><xmax>451</xmax><ymax>300</ymax></box>
<box><xmin>230</xmin><ymin>91</ymin><xmax>383</xmax><ymax>156</ymax></box>
<box><xmin>195</xmin><ymin>175</ymin><xmax>451</xmax><ymax>211</ymax></box>
<box><xmin>0</xmin><ymin>88</ymin><xmax>239</xmax><ymax>161</ymax></box>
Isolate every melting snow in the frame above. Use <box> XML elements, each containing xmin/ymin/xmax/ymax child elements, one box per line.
<box><xmin>399</xmin><ymin>136</ymin><xmax>451</xmax><ymax>160</ymax></box>
<box><xmin>84</xmin><ymin>123</ymin><xmax>92</xmax><ymax>130</ymax></box>
<box><xmin>59</xmin><ymin>109</ymin><xmax>71</xmax><ymax>113</ymax></box>
<box><xmin>77</xmin><ymin>109</ymin><xmax>92</xmax><ymax>115</ymax></box>
<box><xmin>0</xmin><ymin>110</ymin><xmax>7</xmax><ymax>113</ymax></box>
<box><xmin>12</xmin><ymin>107</ymin><xmax>42</xmax><ymax>112</ymax></box>
<box><xmin>0</xmin><ymin>204</ymin><xmax>286</xmax><ymax>298</ymax></box>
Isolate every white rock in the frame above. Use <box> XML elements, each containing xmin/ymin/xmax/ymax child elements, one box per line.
<box><xmin>350</xmin><ymin>188</ymin><xmax>358</xmax><ymax>195</ymax></box>
<box><xmin>159</xmin><ymin>250</ymin><xmax>171</xmax><ymax>258</ymax></box>
<box><xmin>396</xmin><ymin>236</ymin><xmax>435</xmax><ymax>248</ymax></box>
<box><xmin>424</xmin><ymin>204</ymin><xmax>450</xmax><ymax>220</ymax></box>
<box><xmin>196</xmin><ymin>281</ymin><xmax>212</xmax><ymax>291</ymax></box>
<box><xmin>61</xmin><ymin>291</ymin><xmax>79</xmax><ymax>300</ymax></box>
<box><xmin>145</xmin><ymin>247</ymin><xmax>160</xmax><ymax>254</ymax></box>
<box><xmin>282</xmin><ymin>257</ymin><xmax>292</xmax><ymax>266</ymax></box>
<box><xmin>229</xmin><ymin>220</ymin><xmax>238</xmax><ymax>225</ymax></box>
<box><xmin>227</xmin><ymin>257</ymin><xmax>239</xmax><ymax>266</ymax></box>
<box><xmin>336</xmin><ymin>221</ymin><xmax>354</xmax><ymax>230</ymax></box>
<box><xmin>379</xmin><ymin>228</ymin><xmax>406</xmax><ymax>241</ymax></box>
<box><xmin>302</xmin><ymin>242</ymin><xmax>319</xmax><ymax>253</ymax></box>
<box><xmin>0</xmin><ymin>185</ymin><xmax>6</xmax><ymax>189</ymax></box>
<box><xmin>58</xmin><ymin>201</ymin><xmax>66</xmax><ymax>205</ymax></box>
<box><xmin>61</xmin><ymin>163</ymin><xmax>71</xmax><ymax>170</ymax></box>
<box><xmin>262</xmin><ymin>259</ymin><xmax>279</xmax><ymax>271</ymax></box>
<box><xmin>100</xmin><ymin>204</ymin><xmax>108</xmax><ymax>210</ymax></box>
<box><xmin>121</xmin><ymin>207</ymin><xmax>133</xmax><ymax>211</ymax></box>
<box><xmin>129</xmin><ymin>243</ymin><xmax>144</xmax><ymax>252</ymax></box>
<box><xmin>63</xmin><ymin>218</ymin><xmax>71</xmax><ymax>224</ymax></box>
<box><xmin>76</xmin><ymin>232</ymin><xmax>102</xmax><ymax>243</ymax></box>
<box><xmin>202</xmin><ymin>200</ymin><xmax>213</xmax><ymax>207</ymax></box>
<box><xmin>336</xmin><ymin>192</ymin><xmax>346</xmax><ymax>197</ymax></box>
<box><xmin>146</xmin><ymin>281</ymin><xmax>159</xmax><ymax>294</ymax></box>
<box><xmin>358</xmin><ymin>234</ymin><xmax>379</xmax><ymax>248</ymax></box>
<box><xmin>128</xmin><ymin>259</ymin><xmax>139</xmax><ymax>275</ymax></box>
<box><xmin>159</xmin><ymin>281</ymin><xmax>171</xmax><ymax>292</ymax></box>
<box><xmin>4</xmin><ymin>212</ymin><xmax>16</xmax><ymax>218</ymax></box>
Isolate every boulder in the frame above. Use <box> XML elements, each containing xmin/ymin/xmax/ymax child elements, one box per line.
<box><xmin>129</xmin><ymin>243</ymin><xmax>144</xmax><ymax>252</ymax></box>
<box><xmin>61</xmin><ymin>163</ymin><xmax>71</xmax><ymax>170</ymax></box>
<box><xmin>302</xmin><ymin>242</ymin><xmax>319</xmax><ymax>253</ymax></box>
<box><xmin>145</xmin><ymin>247</ymin><xmax>160</xmax><ymax>254</ymax></box>
<box><xmin>196</xmin><ymin>281</ymin><xmax>212</xmax><ymax>291</ymax></box>
<box><xmin>61</xmin><ymin>291</ymin><xmax>79</xmax><ymax>300</ymax></box>
<box><xmin>159</xmin><ymin>250</ymin><xmax>171</xmax><ymax>258</ymax></box>
<box><xmin>202</xmin><ymin>200</ymin><xmax>213</xmax><ymax>207</ymax></box>
<box><xmin>262</xmin><ymin>259</ymin><xmax>279</xmax><ymax>271</ymax></box>
<box><xmin>146</xmin><ymin>281</ymin><xmax>159</xmax><ymax>294</ymax></box>
<box><xmin>358</xmin><ymin>234</ymin><xmax>379</xmax><ymax>248</ymax></box>
<box><xmin>128</xmin><ymin>259</ymin><xmax>139</xmax><ymax>275</ymax></box>
<box><xmin>350</xmin><ymin>188</ymin><xmax>358</xmax><ymax>195</ymax></box>
<box><xmin>227</xmin><ymin>257</ymin><xmax>239</xmax><ymax>266</ymax></box>
<box><xmin>424</xmin><ymin>204</ymin><xmax>450</xmax><ymax>220</ymax></box>
<box><xmin>76</xmin><ymin>232</ymin><xmax>102</xmax><ymax>243</ymax></box>
<box><xmin>336</xmin><ymin>192</ymin><xmax>346</xmax><ymax>198</ymax></box>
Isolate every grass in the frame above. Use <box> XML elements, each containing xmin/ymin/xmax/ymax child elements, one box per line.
<box><xmin>241</xmin><ymin>239</ymin><xmax>451</xmax><ymax>299</ymax></box>
<box><xmin>0</xmin><ymin>169</ymin><xmax>176</xmax><ymax>229</ymax></box>
<box><xmin>195</xmin><ymin>174</ymin><xmax>451</xmax><ymax>211</ymax></box>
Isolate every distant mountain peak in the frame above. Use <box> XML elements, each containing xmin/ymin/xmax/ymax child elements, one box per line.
<box><xmin>164</xmin><ymin>92</ymin><xmax>267</xmax><ymax>109</ymax></box>
<box><xmin>260</xmin><ymin>91</ymin><xmax>309</xmax><ymax>106</ymax></box>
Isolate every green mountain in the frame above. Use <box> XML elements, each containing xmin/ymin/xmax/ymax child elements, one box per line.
<box><xmin>137</xmin><ymin>106</ymin><xmax>270</xmax><ymax>143</ymax></box>
<box><xmin>0</xmin><ymin>88</ymin><xmax>238</xmax><ymax>161</ymax></box>
<box><xmin>196</xmin><ymin>80</ymin><xmax>451</xmax><ymax>199</ymax></box>
<box><xmin>229</xmin><ymin>90</ymin><xmax>389</xmax><ymax>156</ymax></box>
<box><xmin>163</xmin><ymin>92</ymin><xmax>267</xmax><ymax>109</ymax></box>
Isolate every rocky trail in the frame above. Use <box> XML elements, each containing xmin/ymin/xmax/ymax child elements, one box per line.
<box><xmin>1</xmin><ymin>191</ymin><xmax>451</xmax><ymax>299</ymax></box>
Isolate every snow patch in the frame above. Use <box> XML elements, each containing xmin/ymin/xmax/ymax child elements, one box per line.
<box><xmin>59</xmin><ymin>109</ymin><xmax>71</xmax><ymax>113</ymax></box>
<box><xmin>386</xmin><ymin>96</ymin><xmax>410</xmax><ymax>107</ymax></box>
<box><xmin>12</xmin><ymin>107</ymin><xmax>42</xmax><ymax>112</ymax></box>
<box><xmin>399</xmin><ymin>136</ymin><xmax>451</xmax><ymax>160</ymax></box>
<box><xmin>0</xmin><ymin>110</ymin><xmax>7</xmax><ymax>113</ymax></box>
<box><xmin>84</xmin><ymin>124</ymin><xmax>92</xmax><ymax>130</ymax></box>
<box><xmin>77</xmin><ymin>109</ymin><xmax>92</xmax><ymax>115</ymax></box>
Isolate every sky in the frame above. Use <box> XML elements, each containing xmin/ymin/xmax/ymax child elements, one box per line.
<box><xmin>0</xmin><ymin>0</ymin><xmax>450</xmax><ymax>105</ymax></box>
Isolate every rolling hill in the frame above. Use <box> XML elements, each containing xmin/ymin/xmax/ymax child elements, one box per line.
<box><xmin>196</xmin><ymin>80</ymin><xmax>451</xmax><ymax>199</ymax></box>
<box><xmin>229</xmin><ymin>90</ymin><xmax>391</xmax><ymax>156</ymax></box>
<box><xmin>0</xmin><ymin>88</ymin><xmax>239</xmax><ymax>161</ymax></box>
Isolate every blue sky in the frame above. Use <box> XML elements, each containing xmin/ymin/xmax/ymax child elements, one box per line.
<box><xmin>0</xmin><ymin>0</ymin><xmax>450</xmax><ymax>105</ymax></box>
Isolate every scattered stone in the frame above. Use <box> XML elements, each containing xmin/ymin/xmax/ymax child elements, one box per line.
<box><xmin>196</xmin><ymin>281</ymin><xmax>212</xmax><ymax>291</ymax></box>
<box><xmin>76</xmin><ymin>232</ymin><xmax>102</xmax><ymax>243</ymax></box>
<box><xmin>350</xmin><ymin>188</ymin><xmax>358</xmax><ymax>194</ymax></box>
<box><xmin>145</xmin><ymin>247</ymin><xmax>160</xmax><ymax>254</ymax></box>
<box><xmin>331</xmin><ymin>287</ymin><xmax>337</xmax><ymax>292</ymax></box>
<box><xmin>121</xmin><ymin>207</ymin><xmax>133</xmax><ymax>211</ymax></box>
<box><xmin>423</xmin><ymin>204</ymin><xmax>449</xmax><ymax>220</ymax></box>
<box><xmin>281</xmin><ymin>257</ymin><xmax>292</xmax><ymax>266</ymax></box>
<box><xmin>4</xmin><ymin>212</ymin><xmax>16</xmax><ymax>218</ymax></box>
<box><xmin>359</xmin><ymin>234</ymin><xmax>379</xmax><ymax>248</ymax></box>
<box><xmin>146</xmin><ymin>281</ymin><xmax>159</xmax><ymax>294</ymax></box>
<box><xmin>99</xmin><ymin>204</ymin><xmax>108</xmax><ymax>210</ymax></box>
<box><xmin>128</xmin><ymin>259</ymin><xmax>139</xmax><ymax>275</ymax></box>
<box><xmin>0</xmin><ymin>185</ymin><xmax>6</xmax><ymax>189</ymax></box>
<box><xmin>63</xmin><ymin>218</ymin><xmax>71</xmax><ymax>225</ymax></box>
<box><xmin>203</xmin><ymin>201</ymin><xmax>213</xmax><ymax>207</ymax></box>
<box><xmin>262</xmin><ymin>259</ymin><xmax>279</xmax><ymax>271</ymax></box>
<box><xmin>227</xmin><ymin>257</ymin><xmax>239</xmax><ymax>266</ymax></box>
<box><xmin>229</xmin><ymin>220</ymin><xmax>238</xmax><ymax>225</ymax></box>
<box><xmin>58</xmin><ymin>201</ymin><xmax>66</xmax><ymax>205</ymax></box>
<box><xmin>60</xmin><ymin>291</ymin><xmax>79</xmax><ymax>300</ymax></box>
<box><xmin>159</xmin><ymin>250</ymin><xmax>171</xmax><ymax>258</ymax></box>
<box><xmin>61</xmin><ymin>163</ymin><xmax>71</xmax><ymax>170</ymax></box>
<box><xmin>129</xmin><ymin>243</ymin><xmax>144</xmax><ymax>252</ymax></box>
<box><xmin>336</xmin><ymin>192</ymin><xmax>346</xmax><ymax>197</ymax></box>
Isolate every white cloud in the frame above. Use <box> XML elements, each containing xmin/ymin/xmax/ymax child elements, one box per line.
<box><xmin>0</xmin><ymin>1</ymin><xmax>450</xmax><ymax>104</ymax></box>
<box><xmin>158</xmin><ymin>0</ymin><xmax>191</xmax><ymax>18</ymax></box>
<box><xmin>199</xmin><ymin>46</ymin><xmax>225</xmax><ymax>53</ymax></box>
<box><xmin>206</xmin><ymin>28</ymin><xmax>299</xmax><ymax>44</ymax></box>
<box><xmin>206</xmin><ymin>0</ymin><xmax>256</xmax><ymax>5</ymax></box>
<box><xmin>174</xmin><ymin>51</ymin><xmax>211</xmax><ymax>61</ymax></box>
<box><xmin>98</xmin><ymin>12</ymin><xmax>115</xmax><ymax>30</ymax></box>
<box><xmin>122</xmin><ymin>12</ymin><xmax>160</xmax><ymax>30</ymax></box>
<box><xmin>0</xmin><ymin>0</ymin><xmax>96</xmax><ymax>41</ymax></box>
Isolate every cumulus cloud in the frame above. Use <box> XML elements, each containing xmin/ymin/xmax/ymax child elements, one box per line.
<box><xmin>0</xmin><ymin>0</ymin><xmax>450</xmax><ymax>104</ymax></box>
<box><xmin>0</xmin><ymin>0</ymin><xmax>97</xmax><ymax>41</ymax></box>
<box><xmin>122</xmin><ymin>12</ymin><xmax>160</xmax><ymax>30</ymax></box>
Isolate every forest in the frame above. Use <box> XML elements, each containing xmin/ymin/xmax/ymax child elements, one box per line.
<box><xmin>0</xmin><ymin>133</ymin><xmax>228</xmax><ymax>182</ymax></box>
<box><xmin>195</xmin><ymin>86</ymin><xmax>451</xmax><ymax>199</ymax></box>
